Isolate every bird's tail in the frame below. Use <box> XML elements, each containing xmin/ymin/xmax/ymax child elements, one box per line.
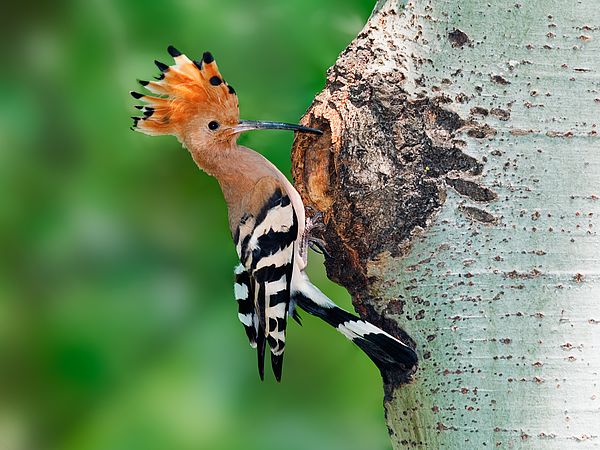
<box><xmin>293</xmin><ymin>276</ymin><xmax>417</xmax><ymax>373</ymax></box>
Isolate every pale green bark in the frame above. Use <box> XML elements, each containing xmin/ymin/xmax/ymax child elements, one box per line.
<box><xmin>294</xmin><ymin>0</ymin><xmax>600</xmax><ymax>448</ymax></box>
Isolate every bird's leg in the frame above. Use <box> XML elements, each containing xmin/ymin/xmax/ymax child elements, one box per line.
<box><xmin>303</xmin><ymin>207</ymin><xmax>330</xmax><ymax>257</ymax></box>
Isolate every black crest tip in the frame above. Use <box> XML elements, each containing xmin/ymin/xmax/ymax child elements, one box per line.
<box><xmin>209</xmin><ymin>76</ymin><xmax>222</xmax><ymax>86</ymax></box>
<box><xmin>154</xmin><ymin>60</ymin><xmax>169</xmax><ymax>72</ymax></box>
<box><xmin>193</xmin><ymin>60</ymin><xmax>203</xmax><ymax>71</ymax></box>
<box><xmin>202</xmin><ymin>51</ymin><xmax>214</xmax><ymax>64</ymax></box>
<box><xmin>227</xmin><ymin>84</ymin><xmax>236</xmax><ymax>94</ymax></box>
<box><xmin>130</xmin><ymin>91</ymin><xmax>144</xmax><ymax>99</ymax></box>
<box><xmin>167</xmin><ymin>45</ymin><xmax>181</xmax><ymax>57</ymax></box>
<box><xmin>137</xmin><ymin>79</ymin><xmax>149</xmax><ymax>86</ymax></box>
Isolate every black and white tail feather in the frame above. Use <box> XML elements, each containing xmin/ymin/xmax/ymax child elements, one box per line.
<box><xmin>291</xmin><ymin>272</ymin><xmax>417</xmax><ymax>373</ymax></box>
<box><xmin>235</xmin><ymin>265</ymin><xmax>417</xmax><ymax>378</ymax></box>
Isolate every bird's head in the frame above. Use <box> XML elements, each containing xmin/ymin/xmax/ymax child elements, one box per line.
<box><xmin>130</xmin><ymin>46</ymin><xmax>321</xmax><ymax>151</ymax></box>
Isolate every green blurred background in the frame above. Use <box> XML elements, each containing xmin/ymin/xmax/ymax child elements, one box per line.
<box><xmin>0</xmin><ymin>1</ymin><xmax>391</xmax><ymax>449</ymax></box>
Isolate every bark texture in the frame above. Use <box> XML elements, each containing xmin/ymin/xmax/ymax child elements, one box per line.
<box><xmin>292</xmin><ymin>0</ymin><xmax>600</xmax><ymax>448</ymax></box>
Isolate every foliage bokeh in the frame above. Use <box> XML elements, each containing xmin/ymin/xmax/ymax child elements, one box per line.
<box><xmin>0</xmin><ymin>1</ymin><xmax>391</xmax><ymax>449</ymax></box>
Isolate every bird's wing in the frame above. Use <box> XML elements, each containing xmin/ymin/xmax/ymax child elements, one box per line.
<box><xmin>234</xmin><ymin>178</ymin><xmax>298</xmax><ymax>381</ymax></box>
<box><xmin>233</xmin><ymin>263</ymin><xmax>257</xmax><ymax>348</ymax></box>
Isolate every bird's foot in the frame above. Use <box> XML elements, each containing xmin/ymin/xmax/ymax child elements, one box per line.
<box><xmin>304</xmin><ymin>206</ymin><xmax>326</xmax><ymax>234</ymax></box>
<box><xmin>308</xmin><ymin>237</ymin><xmax>330</xmax><ymax>257</ymax></box>
<box><xmin>304</xmin><ymin>206</ymin><xmax>330</xmax><ymax>257</ymax></box>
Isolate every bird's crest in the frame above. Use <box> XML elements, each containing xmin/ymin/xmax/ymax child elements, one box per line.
<box><xmin>130</xmin><ymin>46</ymin><xmax>239</xmax><ymax>136</ymax></box>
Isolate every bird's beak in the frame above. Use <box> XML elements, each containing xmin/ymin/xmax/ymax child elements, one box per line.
<box><xmin>233</xmin><ymin>120</ymin><xmax>322</xmax><ymax>135</ymax></box>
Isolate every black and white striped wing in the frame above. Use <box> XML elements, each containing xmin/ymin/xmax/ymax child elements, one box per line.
<box><xmin>234</xmin><ymin>263</ymin><xmax>257</xmax><ymax>348</ymax></box>
<box><xmin>234</xmin><ymin>188</ymin><xmax>298</xmax><ymax>381</ymax></box>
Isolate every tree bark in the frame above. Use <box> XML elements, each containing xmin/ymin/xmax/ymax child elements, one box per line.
<box><xmin>292</xmin><ymin>0</ymin><xmax>600</xmax><ymax>448</ymax></box>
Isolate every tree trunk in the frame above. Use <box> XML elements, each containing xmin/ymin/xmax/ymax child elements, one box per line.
<box><xmin>291</xmin><ymin>0</ymin><xmax>600</xmax><ymax>448</ymax></box>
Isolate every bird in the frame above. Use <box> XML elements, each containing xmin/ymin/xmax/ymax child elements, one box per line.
<box><xmin>130</xmin><ymin>45</ymin><xmax>417</xmax><ymax>381</ymax></box>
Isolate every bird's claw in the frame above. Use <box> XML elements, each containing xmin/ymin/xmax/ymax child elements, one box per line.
<box><xmin>302</xmin><ymin>206</ymin><xmax>330</xmax><ymax>258</ymax></box>
<box><xmin>308</xmin><ymin>237</ymin><xmax>331</xmax><ymax>258</ymax></box>
<box><xmin>305</xmin><ymin>207</ymin><xmax>326</xmax><ymax>235</ymax></box>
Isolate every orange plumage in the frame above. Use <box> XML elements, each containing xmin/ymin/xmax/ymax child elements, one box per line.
<box><xmin>130</xmin><ymin>46</ymin><xmax>239</xmax><ymax>138</ymax></box>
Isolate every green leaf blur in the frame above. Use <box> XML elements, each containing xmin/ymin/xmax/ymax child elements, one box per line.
<box><xmin>0</xmin><ymin>1</ymin><xmax>390</xmax><ymax>449</ymax></box>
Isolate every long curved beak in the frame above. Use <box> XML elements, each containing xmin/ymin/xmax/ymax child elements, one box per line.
<box><xmin>234</xmin><ymin>120</ymin><xmax>322</xmax><ymax>135</ymax></box>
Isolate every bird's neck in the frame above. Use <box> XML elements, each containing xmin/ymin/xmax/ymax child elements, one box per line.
<box><xmin>185</xmin><ymin>139</ymin><xmax>235</xmax><ymax>178</ymax></box>
<box><xmin>188</xmin><ymin>141</ymin><xmax>267</xmax><ymax>184</ymax></box>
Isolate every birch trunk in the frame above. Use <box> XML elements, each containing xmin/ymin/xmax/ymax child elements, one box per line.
<box><xmin>292</xmin><ymin>0</ymin><xmax>600</xmax><ymax>447</ymax></box>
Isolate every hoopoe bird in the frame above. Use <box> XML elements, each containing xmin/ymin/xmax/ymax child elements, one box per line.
<box><xmin>130</xmin><ymin>46</ymin><xmax>417</xmax><ymax>381</ymax></box>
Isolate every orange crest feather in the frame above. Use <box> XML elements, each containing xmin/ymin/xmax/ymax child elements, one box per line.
<box><xmin>131</xmin><ymin>46</ymin><xmax>239</xmax><ymax>136</ymax></box>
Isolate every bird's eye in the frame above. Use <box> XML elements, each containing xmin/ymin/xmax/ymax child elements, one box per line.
<box><xmin>208</xmin><ymin>120</ymin><xmax>220</xmax><ymax>130</ymax></box>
